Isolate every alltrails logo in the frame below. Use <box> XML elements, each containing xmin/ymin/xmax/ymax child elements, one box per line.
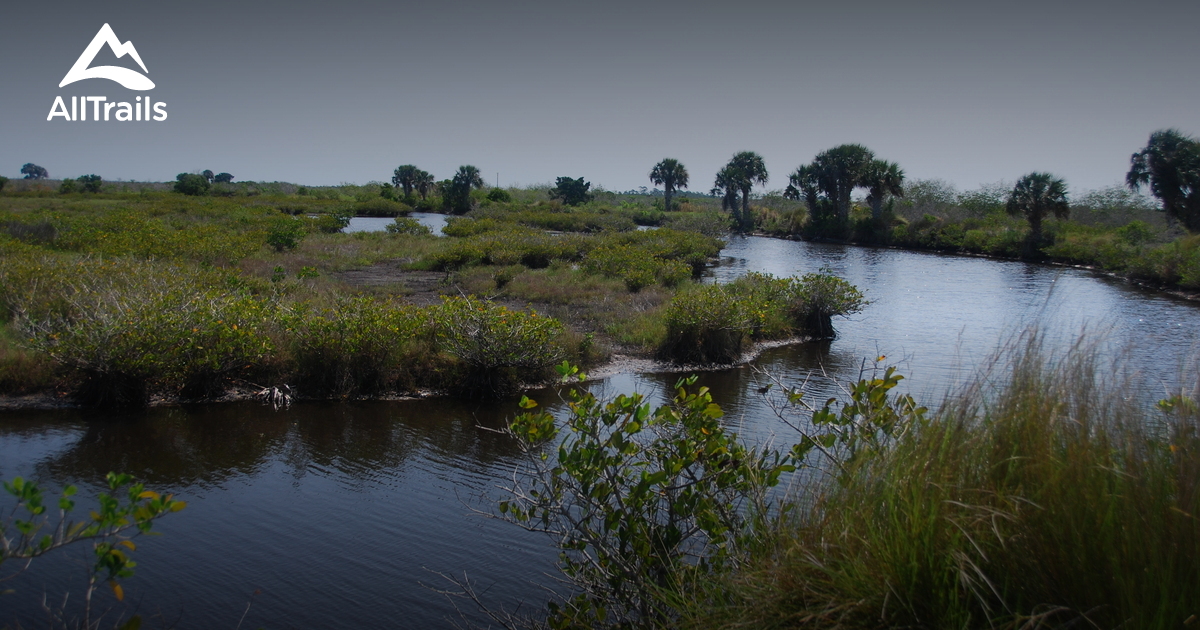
<box><xmin>47</xmin><ymin>23</ymin><xmax>167</xmax><ymax>122</ymax></box>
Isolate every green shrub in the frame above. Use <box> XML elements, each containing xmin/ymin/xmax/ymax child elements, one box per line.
<box><xmin>790</xmin><ymin>272</ymin><xmax>867</xmax><ymax>338</ymax></box>
<box><xmin>503</xmin><ymin>372</ymin><xmax>794</xmax><ymax>627</ymax></box>
<box><xmin>287</xmin><ymin>297</ymin><xmax>426</xmax><ymax>397</ymax></box>
<box><xmin>432</xmin><ymin>295</ymin><xmax>565</xmax><ymax>397</ymax></box>
<box><xmin>309</xmin><ymin>209</ymin><xmax>353</xmax><ymax>234</ymax></box>
<box><xmin>173</xmin><ymin>173</ymin><xmax>210</xmax><ymax>196</ymax></box>
<box><xmin>77</xmin><ymin>174</ymin><xmax>102</xmax><ymax>194</ymax></box>
<box><xmin>658</xmin><ymin>284</ymin><xmax>759</xmax><ymax>363</ymax></box>
<box><xmin>354</xmin><ymin>197</ymin><xmax>411</xmax><ymax>217</ymax></box>
<box><xmin>386</xmin><ymin>216</ymin><xmax>433</xmax><ymax>236</ymax></box>
<box><xmin>662</xmin><ymin>211</ymin><xmax>731</xmax><ymax>237</ymax></box>
<box><xmin>266</xmin><ymin>216</ymin><xmax>307</xmax><ymax>252</ymax></box>
<box><xmin>442</xmin><ymin>217</ymin><xmax>501</xmax><ymax>237</ymax></box>
<box><xmin>17</xmin><ymin>264</ymin><xmax>275</xmax><ymax>405</ymax></box>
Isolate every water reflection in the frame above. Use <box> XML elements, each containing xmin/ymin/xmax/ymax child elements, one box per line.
<box><xmin>3</xmin><ymin>234</ymin><xmax>1200</xmax><ymax>628</ymax></box>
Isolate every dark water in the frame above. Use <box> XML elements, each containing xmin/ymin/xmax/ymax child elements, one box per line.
<box><xmin>3</xmin><ymin>235</ymin><xmax>1198</xmax><ymax>628</ymax></box>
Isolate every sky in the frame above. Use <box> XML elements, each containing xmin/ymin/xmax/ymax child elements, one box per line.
<box><xmin>2</xmin><ymin>0</ymin><xmax>1198</xmax><ymax>195</ymax></box>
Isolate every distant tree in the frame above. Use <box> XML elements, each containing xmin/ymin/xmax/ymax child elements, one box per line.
<box><xmin>213</xmin><ymin>172</ymin><xmax>234</xmax><ymax>184</ymax></box>
<box><xmin>1007</xmin><ymin>172</ymin><xmax>1069</xmax><ymax>243</ymax></box>
<box><xmin>392</xmin><ymin>165</ymin><xmax>421</xmax><ymax>199</ymax></box>
<box><xmin>550</xmin><ymin>176</ymin><xmax>592</xmax><ymax>206</ymax></box>
<box><xmin>1127</xmin><ymin>129</ymin><xmax>1200</xmax><ymax>232</ymax></box>
<box><xmin>174</xmin><ymin>173</ymin><xmax>210</xmax><ymax>196</ymax></box>
<box><xmin>790</xmin><ymin>145</ymin><xmax>875</xmax><ymax>227</ymax></box>
<box><xmin>862</xmin><ymin>159</ymin><xmax>905</xmax><ymax>220</ymax></box>
<box><xmin>487</xmin><ymin>187</ymin><xmax>512</xmax><ymax>203</ymax></box>
<box><xmin>714</xmin><ymin>152</ymin><xmax>767</xmax><ymax>232</ymax></box>
<box><xmin>711</xmin><ymin>166</ymin><xmax>742</xmax><ymax>215</ymax></box>
<box><xmin>201</xmin><ymin>170</ymin><xmax>214</xmax><ymax>184</ymax></box>
<box><xmin>21</xmin><ymin>163</ymin><xmax>48</xmax><ymax>180</ymax></box>
<box><xmin>783</xmin><ymin>164</ymin><xmax>820</xmax><ymax>216</ymax></box>
<box><xmin>0</xmin><ymin>176</ymin><xmax>8</xmax><ymax>192</ymax></box>
<box><xmin>77</xmin><ymin>174</ymin><xmax>102</xmax><ymax>193</ymax></box>
<box><xmin>444</xmin><ymin>165</ymin><xmax>485</xmax><ymax>214</ymax></box>
<box><xmin>649</xmin><ymin>158</ymin><xmax>689</xmax><ymax>212</ymax></box>
<box><xmin>414</xmin><ymin>170</ymin><xmax>435</xmax><ymax>201</ymax></box>
<box><xmin>58</xmin><ymin>178</ymin><xmax>77</xmax><ymax>194</ymax></box>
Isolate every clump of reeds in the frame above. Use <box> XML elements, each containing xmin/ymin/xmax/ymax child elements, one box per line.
<box><xmin>690</xmin><ymin>333</ymin><xmax>1200</xmax><ymax>629</ymax></box>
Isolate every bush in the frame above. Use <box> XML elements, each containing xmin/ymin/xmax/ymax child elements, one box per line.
<box><xmin>266</xmin><ymin>216</ymin><xmax>307</xmax><ymax>252</ymax></box>
<box><xmin>432</xmin><ymin>295</ymin><xmax>565</xmax><ymax>397</ymax></box>
<box><xmin>173</xmin><ymin>173</ymin><xmax>210</xmax><ymax>196</ymax></box>
<box><xmin>386</xmin><ymin>216</ymin><xmax>433</xmax><ymax>236</ymax></box>
<box><xmin>354</xmin><ymin>197</ymin><xmax>411</xmax><ymax>217</ymax></box>
<box><xmin>658</xmin><ymin>272</ymin><xmax>867</xmax><ymax>363</ymax></box>
<box><xmin>486</xmin><ymin>188</ymin><xmax>512</xmax><ymax>203</ymax></box>
<box><xmin>287</xmin><ymin>297</ymin><xmax>427</xmax><ymax>397</ymax></box>
<box><xmin>502</xmin><ymin>372</ymin><xmax>794</xmax><ymax>627</ymax></box>
<box><xmin>17</xmin><ymin>264</ymin><xmax>275</xmax><ymax>405</ymax></box>
<box><xmin>790</xmin><ymin>271</ymin><xmax>867</xmax><ymax>338</ymax></box>
<box><xmin>309</xmin><ymin>209</ymin><xmax>353</xmax><ymax>233</ymax></box>
<box><xmin>658</xmin><ymin>284</ymin><xmax>759</xmax><ymax>364</ymax></box>
<box><xmin>77</xmin><ymin>174</ymin><xmax>102</xmax><ymax>193</ymax></box>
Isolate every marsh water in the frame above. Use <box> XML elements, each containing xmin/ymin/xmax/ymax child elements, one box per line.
<box><xmin>3</xmin><ymin>234</ymin><xmax>1199</xmax><ymax>628</ymax></box>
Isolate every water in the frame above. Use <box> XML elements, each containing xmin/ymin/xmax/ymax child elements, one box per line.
<box><xmin>345</xmin><ymin>213</ymin><xmax>448</xmax><ymax>235</ymax></box>
<box><xmin>3</xmin><ymin>235</ymin><xmax>1198</xmax><ymax>628</ymax></box>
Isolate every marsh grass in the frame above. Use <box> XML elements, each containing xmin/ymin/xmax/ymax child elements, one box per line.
<box><xmin>0</xmin><ymin>321</ymin><xmax>55</xmax><ymax>394</ymax></box>
<box><xmin>690</xmin><ymin>334</ymin><xmax>1200</xmax><ymax>629</ymax></box>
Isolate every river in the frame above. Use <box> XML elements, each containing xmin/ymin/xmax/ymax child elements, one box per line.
<box><xmin>2</xmin><ymin>233</ymin><xmax>1198</xmax><ymax>628</ymax></box>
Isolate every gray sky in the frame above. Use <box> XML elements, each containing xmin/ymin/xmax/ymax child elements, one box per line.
<box><xmin>2</xmin><ymin>0</ymin><xmax>1197</xmax><ymax>195</ymax></box>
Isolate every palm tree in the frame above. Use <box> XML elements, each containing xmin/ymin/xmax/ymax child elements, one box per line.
<box><xmin>446</xmin><ymin>165</ymin><xmax>485</xmax><ymax>213</ymax></box>
<box><xmin>1127</xmin><ymin>129</ymin><xmax>1200</xmax><ymax>232</ymax></box>
<box><xmin>711</xmin><ymin>165</ymin><xmax>740</xmax><ymax>214</ymax></box>
<box><xmin>393</xmin><ymin>165</ymin><xmax>420</xmax><ymax>199</ymax></box>
<box><xmin>454</xmin><ymin>165</ymin><xmax>484</xmax><ymax>190</ymax></box>
<box><xmin>861</xmin><ymin>159</ymin><xmax>905</xmax><ymax>221</ymax></box>
<box><xmin>1007</xmin><ymin>172</ymin><xmax>1069</xmax><ymax>244</ymax></box>
<box><xmin>414</xmin><ymin>169</ymin><xmax>435</xmax><ymax>201</ymax></box>
<box><xmin>784</xmin><ymin>164</ymin><xmax>819</xmax><ymax>211</ymax></box>
<box><xmin>717</xmin><ymin>152</ymin><xmax>768</xmax><ymax>232</ymax></box>
<box><xmin>649</xmin><ymin>158</ymin><xmax>689</xmax><ymax>212</ymax></box>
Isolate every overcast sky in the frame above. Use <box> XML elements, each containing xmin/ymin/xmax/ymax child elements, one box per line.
<box><xmin>2</xmin><ymin>0</ymin><xmax>1197</xmax><ymax>195</ymax></box>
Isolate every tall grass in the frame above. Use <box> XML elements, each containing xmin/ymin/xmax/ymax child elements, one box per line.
<box><xmin>691</xmin><ymin>335</ymin><xmax>1200</xmax><ymax>629</ymax></box>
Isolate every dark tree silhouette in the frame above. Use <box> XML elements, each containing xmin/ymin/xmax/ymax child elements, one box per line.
<box><xmin>550</xmin><ymin>176</ymin><xmax>592</xmax><ymax>206</ymax></box>
<box><xmin>77</xmin><ymin>174</ymin><xmax>103</xmax><ymax>193</ymax></box>
<box><xmin>444</xmin><ymin>165</ymin><xmax>485</xmax><ymax>213</ymax></box>
<box><xmin>392</xmin><ymin>165</ymin><xmax>421</xmax><ymax>199</ymax></box>
<box><xmin>862</xmin><ymin>160</ymin><xmax>905</xmax><ymax>220</ymax></box>
<box><xmin>174</xmin><ymin>173</ymin><xmax>210</xmax><ymax>196</ymax></box>
<box><xmin>1007</xmin><ymin>172</ymin><xmax>1069</xmax><ymax>244</ymax></box>
<box><xmin>649</xmin><ymin>158</ymin><xmax>689</xmax><ymax>212</ymax></box>
<box><xmin>715</xmin><ymin>152</ymin><xmax>767</xmax><ymax>232</ymax></box>
<box><xmin>414</xmin><ymin>169</ymin><xmax>435</xmax><ymax>201</ymax></box>
<box><xmin>1127</xmin><ymin>129</ymin><xmax>1200</xmax><ymax>232</ymax></box>
<box><xmin>21</xmin><ymin>163</ymin><xmax>48</xmax><ymax>180</ymax></box>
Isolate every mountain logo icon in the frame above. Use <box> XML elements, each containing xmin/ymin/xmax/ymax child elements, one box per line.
<box><xmin>59</xmin><ymin>23</ymin><xmax>154</xmax><ymax>91</ymax></box>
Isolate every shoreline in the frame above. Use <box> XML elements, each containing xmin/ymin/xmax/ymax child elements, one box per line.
<box><xmin>749</xmin><ymin>230</ymin><xmax>1200</xmax><ymax>304</ymax></box>
<box><xmin>0</xmin><ymin>337</ymin><xmax>814</xmax><ymax>412</ymax></box>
